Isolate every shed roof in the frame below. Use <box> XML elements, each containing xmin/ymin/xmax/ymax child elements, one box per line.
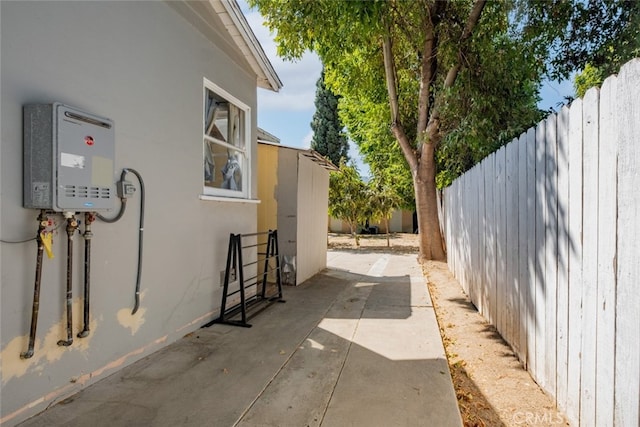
<box><xmin>258</xmin><ymin>140</ymin><xmax>339</xmax><ymax>171</ymax></box>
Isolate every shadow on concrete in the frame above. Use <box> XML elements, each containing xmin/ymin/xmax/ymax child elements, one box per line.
<box><xmin>326</xmin><ymin>246</ymin><xmax>420</xmax><ymax>255</ymax></box>
<box><xmin>18</xmin><ymin>263</ymin><xmax>460</xmax><ymax>427</ymax></box>
<box><xmin>317</xmin><ymin>269</ymin><xmax>413</xmax><ymax>320</ymax></box>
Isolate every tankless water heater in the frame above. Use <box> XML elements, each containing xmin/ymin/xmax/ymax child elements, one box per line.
<box><xmin>23</xmin><ymin>103</ymin><xmax>115</xmax><ymax>212</ymax></box>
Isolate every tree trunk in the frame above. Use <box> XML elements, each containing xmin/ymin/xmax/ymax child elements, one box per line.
<box><xmin>414</xmin><ymin>143</ymin><xmax>446</xmax><ymax>262</ymax></box>
<box><xmin>349</xmin><ymin>222</ymin><xmax>360</xmax><ymax>247</ymax></box>
<box><xmin>385</xmin><ymin>218</ymin><xmax>390</xmax><ymax>247</ymax></box>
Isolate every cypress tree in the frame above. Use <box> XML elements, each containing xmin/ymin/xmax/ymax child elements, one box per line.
<box><xmin>310</xmin><ymin>70</ymin><xmax>349</xmax><ymax>166</ymax></box>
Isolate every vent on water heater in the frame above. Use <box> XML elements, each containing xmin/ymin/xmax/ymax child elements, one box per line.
<box><xmin>23</xmin><ymin>103</ymin><xmax>115</xmax><ymax>212</ymax></box>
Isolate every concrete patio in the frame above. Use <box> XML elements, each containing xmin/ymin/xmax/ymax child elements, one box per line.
<box><xmin>18</xmin><ymin>250</ymin><xmax>461</xmax><ymax>427</ymax></box>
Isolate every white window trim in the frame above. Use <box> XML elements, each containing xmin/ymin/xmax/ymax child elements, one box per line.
<box><xmin>202</xmin><ymin>78</ymin><xmax>252</xmax><ymax>199</ymax></box>
<box><xmin>199</xmin><ymin>195</ymin><xmax>261</xmax><ymax>204</ymax></box>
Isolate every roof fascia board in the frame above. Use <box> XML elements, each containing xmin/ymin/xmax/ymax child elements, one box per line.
<box><xmin>210</xmin><ymin>0</ymin><xmax>283</xmax><ymax>92</ymax></box>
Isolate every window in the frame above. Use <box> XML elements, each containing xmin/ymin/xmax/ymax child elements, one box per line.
<box><xmin>203</xmin><ymin>79</ymin><xmax>250</xmax><ymax>198</ymax></box>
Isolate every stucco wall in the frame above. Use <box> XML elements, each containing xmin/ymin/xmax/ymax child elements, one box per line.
<box><xmin>333</xmin><ymin>209</ymin><xmax>415</xmax><ymax>234</ymax></box>
<box><xmin>0</xmin><ymin>2</ymin><xmax>259</xmax><ymax>424</ymax></box>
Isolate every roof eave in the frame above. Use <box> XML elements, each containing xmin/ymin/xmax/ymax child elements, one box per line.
<box><xmin>211</xmin><ymin>0</ymin><xmax>283</xmax><ymax>92</ymax></box>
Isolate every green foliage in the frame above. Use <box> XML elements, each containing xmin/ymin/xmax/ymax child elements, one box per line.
<box><xmin>311</xmin><ymin>70</ymin><xmax>350</xmax><ymax>166</ymax></box>
<box><xmin>365</xmin><ymin>178</ymin><xmax>402</xmax><ymax>246</ymax></box>
<box><xmin>569</xmin><ymin>2</ymin><xmax>640</xmax><ymax>98</ymax></box>
<box><xmin>322</xmin><ymin>0</ymin><xmax>543</xmax><ymax>189</ymax></box>
<box><xmin>514</xmin><ymin>0</ymin><xmax>640</xmax><ymax>80</ymax></box>
<box><xmin>249</xmin><ymin>0</ymin><xmax>636</xmax><ymax>258</ymax></box>
<box><xmin>365</xmin><ymin>178</ymin><xmax>401</xmax><ymax>224</ymax></box>
<box><xmin>328</xmin><ymin>160</ymin><xmax>369</xmax><ymax>245</ymax></box>
<box><xmin>574</xmin><ymin>63</ymin><xmax>605</xmax><ymax>98</ymax></box>
<box><xmin>328</xmin><ymin>162</ymin><xmax>402</xmax><ymax>246</ymax></box>
<box><xmin>435</xmin><ymin>23</ymin><xmax>545</xmax><ymax>187</ymax></box>
<box><xmin>338</xmin><ymin>92</ymin><xmax>415</xmax><ymax>210</ymax></box>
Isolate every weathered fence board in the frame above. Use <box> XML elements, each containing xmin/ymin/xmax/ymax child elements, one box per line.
<box><xmin>443</xmin><ymin>57</ymin><xmax>640</xmax><ymax>426</ymax></box>
<box><xmin>484</xmin><ymin>155</ymin><xmax>496</xmax><ymax>325</ymax></box>
<box><xmin>566</xmin><ymin>98</ymin><xmax>584</xmax><ymax>427</ymax></box>
<box><xmin>477</xmin><ymin>161</ymin><xmax>486</xmax><ymax>316</ymax></box>
<box><xmin>596</xmin><ymin>74</ymin><xmax>617</xmax><ymax>427</ymax></box>
<box><xmin>581</xmin><ymin>87</ymin><xmax>599</xmax><ymax>427</ymax></box>
<box><xmin>505</xmin><ymin>141</ymin><xmax>519</xmax><ymax>352</ymax></box>
<box><xmin>525</xmin><ymin>126</ymin><xmax>536</xmax><ymax>371</ymax></box>
<box><xmin>614</xmin><ymin>58</ymin><xmax>640</xmax><ymax>427</ymax></box>
<box><xmin>466</xmin><ymin>167</ymin><xmax>473</xmax><ymax>301</ymax></box>
<box><xmin>495</xmin><ymin>146</ymin><xmax>507</xmax><ymax>339</ymax></box>
<box><xmin>555</xmin><ymin>105</ymin><xmax>570</xmax><ymax>413</ymax></box>
<box><xmin>534</xmin><ymin>119</ymin><xmax>546</xmax><ymax>387</ymax></box>
<box><xmin>467</xmin><ymin>168</ymin><xmax>477</xmax><ymax>300</ymax></box>
<box><xmin>517</xmin><ymin>132</ymin><xmax>529</xmax><ymax>365</ymax></box>
<box><xmin>545</xmin><ymin>113</ymin><xmax>558</xmax><ymax>396</ymax></box>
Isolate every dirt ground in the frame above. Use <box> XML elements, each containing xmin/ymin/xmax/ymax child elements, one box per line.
<box><xmin>328</xmin><ymin>233</ymin><xmax>568</xmax><ymax>427</ymax></box>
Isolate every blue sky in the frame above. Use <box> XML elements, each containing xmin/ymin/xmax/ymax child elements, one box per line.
<box><xmin>242</xmin><ymin>3</ymin><xmax>322</xmax><ymax>149</ymax></box>
<box><xmin>241</xmin><ymin>1</ymin><xmax>575</xmax><ymax>175</ymax></box>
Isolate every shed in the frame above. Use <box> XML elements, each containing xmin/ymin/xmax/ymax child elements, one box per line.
<box><xmin>257</xmin><ymin>138</ymin><xmax>337</xmax><ymax>286</ymax></box>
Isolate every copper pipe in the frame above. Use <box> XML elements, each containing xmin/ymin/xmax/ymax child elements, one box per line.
<box><xmin>58</xmin><ymin>214</ymin><xmax>78</xmax><ymax>347</ymax></box>
<box><xmin>78</xmin><ymin>212</ymin><xmax>95</xmax><ymax>338</ymax></box>
<box><xmin>21</xmin><ymin>210</ymin><xmax>48</xmax><ymax>359</ymax></box>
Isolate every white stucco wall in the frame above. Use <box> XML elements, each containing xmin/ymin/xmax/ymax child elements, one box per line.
<box><xmin>389</xmin><ymin>209</ymin><xmax>403</xmax><ymax>232</ymax></box>
<box><xmin>0</xmin><ymin>2</ymin><xmax>259</xmax><ymax>424</ymax></box>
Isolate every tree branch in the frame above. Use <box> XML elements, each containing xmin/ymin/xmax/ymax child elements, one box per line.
<box><xmin>443</xmin><ymin>0</ymin><xmax>487</xmax><ymax>89</ymax></box>
<box><xmin>390</xmin><ymin>0</ymin><xmax>422</xmax><ymax>53</ymax></box>
<box><xmin>417</xmin><ymin>23</ymin><xmax>438</xmax><ymax>135</ymax></box>
<box><xmin>423</xmin><ymin>0</ymin><xmax>486</xmax><ymax>151</ymax></box>
<box><xmin>382</xmin><ymin>32</ymin><xmax>418</xmax><ymax>171</ymax></box>
<box><xmin>382</xmin><ymin>33</ymin><xmax>399</xmax><ymax>124</ymax></box>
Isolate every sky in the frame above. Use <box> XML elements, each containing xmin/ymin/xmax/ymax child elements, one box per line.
<box><xmin>240</xmin><ymin>1</ymin><xmax>368</xmax><ymax>174</ymax></box>
<box><xmin>241</xmin><ymin>3</ymin><xmax>322</xmax><ymax>148</ymax></box>
<box><xmin>240</xmin><ymin>1</ymin><xmax>575</xmax><ymax>176</ymax></box>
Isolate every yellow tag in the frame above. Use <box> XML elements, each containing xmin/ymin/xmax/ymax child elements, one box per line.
<box><xmin>41</xmin><ymin>232</ymin><xmax>54</xmax><ymax>259</ymax></box>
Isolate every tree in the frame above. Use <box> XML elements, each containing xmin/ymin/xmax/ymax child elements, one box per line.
<box><xmin>339</xmin><ymin>94</ymin><xmax>416</xmax><ymax>210</ymax></box>
<box><xmin>516</xmin><ymin>1</ymin><xmax>640</xmax><ymax>97</ymax></box>
<box><xmin>250</xmin><ymin>0</ymin><xmax>545</xmax><ymax>261</ymax></box>
<box><xmin>365</xmin><ymin>179</ymin><xmax>401</xmax><ymax>247</ymax></box>
<box><xmin>310</xmin><ymin>70</ymin><xmax>350</xmax><ymax>165</ymax></box>
<box><xmin>332</xmin><ymin>17</ymin><xmax>542</xmax><ymax>190</ymax></box>
<box><xmin>251</xmin><ymin>0</ymin><xmax>629</xmax><ymax>261</ymax></box>
<box><xmin>328</xmin><ymin>161</ymin><xmax>368</xmax><ymax>246</ymax></box>
<box><xmin>517</xmin><ymin>0</ymin><xmax>640</xmax><ymax>80</ymax></box>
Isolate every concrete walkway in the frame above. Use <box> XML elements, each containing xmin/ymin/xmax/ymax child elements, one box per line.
<box><xmin>19</xmin><ymin>251</ymin><xmax>462</xmax><ymax>427</ymax></box>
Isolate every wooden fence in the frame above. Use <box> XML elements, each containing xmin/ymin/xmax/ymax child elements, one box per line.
<box><xmin>443</xmin><ymin>58</ymin><xmax>640</xmax><ymax>426</ymax></box>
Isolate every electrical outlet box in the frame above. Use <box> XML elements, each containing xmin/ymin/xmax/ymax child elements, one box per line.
<box><xmin>117</xmin><ymin>179</ymin><xmax>136</xmax><ymax>198</ymax></box>
<box><xmin>23</xmin><ymin>103</ymin><xmax>115</xmax><ymax>212</ymax></box>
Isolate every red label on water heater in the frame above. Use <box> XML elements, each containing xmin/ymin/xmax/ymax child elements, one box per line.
<box><xmin>85</xmin><ymin>136</ymin><xmax>94</xmax><ymax>146</ymax></box>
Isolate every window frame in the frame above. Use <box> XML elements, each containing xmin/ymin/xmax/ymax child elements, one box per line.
<box><xmin>202</xmin><ymin>78</ymin><xmax>252</xmax><ymax>199</ymax></box>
